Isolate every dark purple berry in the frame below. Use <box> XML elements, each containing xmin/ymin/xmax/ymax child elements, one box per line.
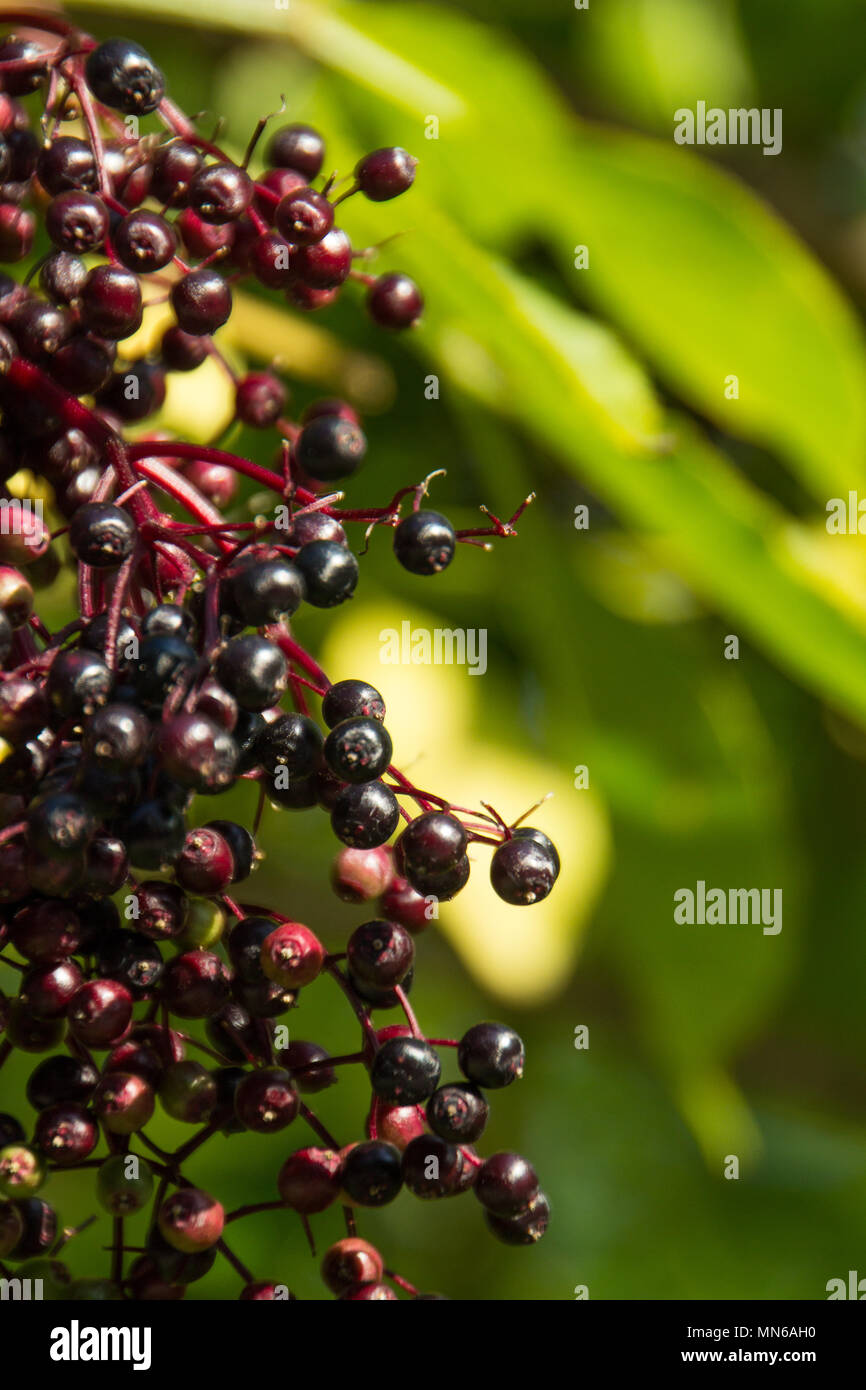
<box><xmin>80</xmin><ymin>265</ymin><xmax>142</xmax><ymax>339</ymax></box>
<box><xmin>474</xmin><ymin>1152</ymin><xmax>538</xmax><ymax>1216</ymax></box>
<box><xmin>347</xmin><ymin>920</ymin><xmax>413</xmax><ymax>990</ymax></box>
<box><xmin>188</xmin><ymin>163</ymin><xmax>253</xmax><ymax>225</ymax></box>
<box><xmin>490</xmin><ymin>830</ymin><xmax>559</xmax><ymax>905</ymax></box>
<box><xmin>458</xmin><ymin>1022</ymin><xmax>524</xmax><ymax>1089</ymax></box>
<box><xmin>267</xmin><ymin>125</ymin><xmax>325</xmax><ymax>178</ymax></box>
<box><xmin>171</xmin><ymin>268</ymin><xmax>231</xmax><ymax>335</ymax></box>
<box><xmin>355</xmin><ymin>147</ymin><xmax>417</xmax><ymax>201</ymax></box>
<box><xmin>114</xmin><ymin>209</ymin><xmax>177</xmax><ymax>272</ymax></box>
<box><xmin>427</xmin><ymin>1083</ymin><xmax>488</xmax><ymax>1144</ymax></box>
<box><xmin>367</xmin><ymin>273</ymin><xmax>424</xmax><ymax>329</ymax></box>
<box><xmin>394</xmin><ymin>509</ymin><xmax>455</xmax><ymax>575</ymax></box>
<box><xmin>296</xmin><ymin>415</ymin><xmax>366</xmax><ymax>482</ymax></box>
<box><xmin>331</xmin><ymin>780</ymin><xmax>399</xmax><ymax>849</ymax></box>
<box><xmin>85</xmin><ymin>39</ymin><xmax>165</xmax><ymax>116</ymax></box>
<box><xmin>402</xmin><ymin>1135</ymin><xmax>465</xmax><ymax>1198</ymax></box>
<box><xmin>322</xmin><ymin>679</ymin><xmax>385</xmax><ymax>728</ymax></box>
<box><xmin>341</xmin><ymin>1141</ymin><xmax>403</xmax><ymax>1207</ymax></box>
<box><xmin>369</xmin><ymin>1036</ymin><xmax>440</xmax><ymax>1104</ymax></box>
<box><xmin>216</xmin><ymin>634</ymin><xmax>288</xmax><ymax>712</ymax></box>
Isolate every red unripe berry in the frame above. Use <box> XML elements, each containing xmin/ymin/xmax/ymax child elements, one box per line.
<box><xmin>158</xmin><ymin>1188</ymin><xmax>224</xmax><ymax>1253</ymax></box>
<box><xmin>260</xmin><ymin>922</ymin><xmax>325</xmax><ymax>988</ymax></box>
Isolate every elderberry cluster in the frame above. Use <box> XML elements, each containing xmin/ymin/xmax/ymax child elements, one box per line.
<box><xmin>0</xmin><ymin>16</ymin><xmax>559</xmax><ymax>1300</ymax></box>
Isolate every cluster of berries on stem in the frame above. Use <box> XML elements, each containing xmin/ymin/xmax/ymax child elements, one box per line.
<box><xmin>0</xmin><ymin>14</ymin><xmax>559</xmax><ymax>1300</ymax></box>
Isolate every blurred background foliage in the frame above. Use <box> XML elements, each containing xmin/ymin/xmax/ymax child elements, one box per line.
<box><xmin>4</xmin><ymin>0</ymin><xmax>866</xmax><ymax>1298</ymax></box>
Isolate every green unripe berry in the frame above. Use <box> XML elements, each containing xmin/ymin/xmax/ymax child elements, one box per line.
<box><xmin>0</xmin><ymin>1144</ymin><xmax>45</xmax><ymax>1197</ymax></box>
<box><xmin>96</xmin><ymin>1153</ymin><xmax>154</xmax><ymax>1215</ymax></box>
<box><xmin>176</xmin><ymin>898</ymin><xmax>226</xmax><ymax>951</ymax></box>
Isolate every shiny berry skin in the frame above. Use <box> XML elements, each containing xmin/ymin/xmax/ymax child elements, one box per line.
<box><xmin>320</xmin><ymin>1237</ymin><xmax>382</xmax><ymax>1294</ymax></box>
<box><xmin>162</xmin><ymin>951</ymin><xmax>230</xmax><ymax>1018</ymax></box>
<box><xmin>10</xmin><ymin>900</ymin><xmax>82</xmax><ymax>964</ymax></box>
<box><xmin>279</xmin><ymin>1040</ymin><xmax>336</xmax><ymax>1094</ymax></box>
<box><xmin>3</xmin><ymin>1197</ymin><xmax>55</xmax><ymax>1260</ymax></box>
<box><xmin>259</xmin><ymin>713</ymin><xmax>322</xmax><ymax>777</ymax></box>
<box><xmin>34</xmin><ymin>1104</ymin><xmax>98</xmax><ymax>1166</ymax></box>
<box><xmin>367</xmin><ymin>273</ymin><xmax>424</xmax><ymax>330</ymax></box>
<box><xmin>175</xmin><ymin>827</ymin><xmax>235</xmax><ymax>895</ymax></box>
<box><xmin>285</xmin><ymin>511</ymin><xmax>347</xmax><ymax>549</ymax></box>
<box><xmin>40</xmin><ymin>251</ymin><xmax>88</xmax><ymax>305</ymax></box>
<box><xmin>67</xmin><ymin>979</ymin><xmax>133</xmax><ymax>1048</ymax></box>
<box><xmin>0</xmin><ymin>38</ymin><xmax>47</xmax><ymax>96</ymax></box>
<box><xmin>136</xmin><ymin>881</ymin><xmax>188</xmax><ymax>941</ymax></box>
<box><xmin>37</xmin><ymin>136</ymin><xmax>97</xmax><ymax>195</ymax></box>
<box><xmin>458</xmin><ymin>1022</ymin><xmax>524</xmax><ymax>1089</ymax></box>
<box><xmin>80</xmin><ymin>265</ymin><xmax>143</xmax><ymax>340</ymax></box>
<box><xmin>26</xmin><ymin>1056</ymin><xmax>99</xmax><ymax>1111</ymax></box>
<box><xmin>68</xmin><ymin>502</ymin><xmax>135</xmax><ymax>567</ymax></box>
<box><xmin>347</xmin><ymin>919</ymin><xmax>413</xmax><ymax>989</ymax></box>
<box><xmin>402</xmin><ymin>1135</ymin><xmax>465</xmax><ymax>1199</ymax></box>
<box><xmin>133</xmin><ymin>635</ymin><xmax>197</xmax><ymax>708</ymax></box>
<box><xmin>277</xmin><ymin>1148</ymin><xmax>342</xmax><ymax>1212</ymax></box>
<box><xmin>373</xmin><ymin>1103</ymin><xmax>426</xmax><ymax>1151</ymax></box>
<box><xmin>369</xmin><ymin>1036</ymin><xmax>441</xmax><ymax>1104</ymax></box>
<box><xmin>93</xmin><ymin>1072</ymin><xmax>155</xmax><ymax>1134</ymax></box>
<box><xmin>341</xmin><ymin>1141</ymin><xmax>403</xmax><ymax>1208</ymax></box>
<box><xmin>355</xmin><ymin>147</ymin><xmax>417</xmax><ymax>201</ymax></box>
<box><xmin>404</xmin><ymin>854</ymin><xmax>470</xmax><ymax>902</ymax></box>
<box><xmin>205</xmin><ymin>820</ymin><xmax>255</xmax><ymax>882</ymax></box>
<box><xmin>260</xmin><ymin>922</ymin><xmax>324</xmax><ymax>989</ymax></box>
<box><xmin>83</xmin><ymin>703</ymin><xmax>149</xmax><ymax>770</ymax></box>
<box><xmin>158</xmin><ymin>1188</ymin><xmax>224</xmax><ymax>1254</ymax></box>
<box><xmin>292</xmin><ymin>228</ymin><xmax>352</xmax><ymax>289</ymax></box>
<box><xmin>82</xmin><ymin>834</ymin><xmax>129</xmax><ymax>897</ymax></box>
<box><xmin>22</xmin><ymin>960</ymin><xmax>84</xmax><ymax>1018</ymax></box>
<box><xmin>9</xmin><ymin>300</ymin><xmax>72</xmax><ymax>360</ymax></box>
<box><xmin>216</xmin><ymin>635</ymin><xmax>288</xmax><ymax>712</ymax></box>
<box><xmin>47</xmin><ymin>648</ymin><xmax>112</xmax><ymax>718</ymax></box>
<box><xmin>227</xmin><ymin>553</ymin><xmax>304</xmax><ymax>625</ymax></box>
<box><xmin>268</xmin><ymin>124</ymin><xmax>325</xmax><ymax>178</ymax></box>
<box><xmin>275</xmin><ymin>187</ymin><xmax>334</xmax><ymax>246</ymax></box>
<box><xmin>27</xmin><ymin>793</ymin><xmax>95</xmax><ymax>860</ymax></box>
<box><xmin>485</xmin><ymin>1190</ymin><xmax>550</xmax><ymax>1245</ymax></box>
<box><xmin>322</xmin><ymin>679</ymin><xmax>385</xmax><ymax>729</ymax></box>
<box><xmin>331</xmin><ymin>780</ymin><xmax>400</xmax><ymax>849</ymax></box>
<box><xmin>160</xmin><ymin>324</ymin><xmax>208</xmax><ymax>371</ymax></box>
<box><xmin>324</xmin><ymin>717</ymin><xmax>392</xmax><ymax>784</ymax></box>
<box><xmin>52</xmin><ymin>334</ymin><xmax>114</xmax><ymax>394</ymax></box>
<box><xmin>158</xmin><ymin>1060</ymin><xmax>218</xmax><ymax>1124</ymax></box>
<box><xmin>339</xmin><ymin>1281</ymin><xmax>399</xmax><ymax>1301</ymax></box>
<box><xmin>154</xmin><ymin>713</ymin><xmax>238</xmax><ymax>794</ymax></box>
<box><xmin>427</xmin><ymin>1082</ymin><xmax>488</xmax><ymax>1144</ymax></box>
<box><xmin>85</xmin><ymin>39</ymin><xmax>165</xmax><ymax>115</ymax></box>
<box><xmin>295</xmin><ymin>539</ymin><xmax>359</xmax><ymax>607</ymax></box>
<box><xmin>171</xmin><ymin>268</ymin><xmax>231</xmax><ymax>335</ymax></box>
<box><xmin>96</xmin><ymin>1154</ymin><xmax>154</xmax><ymax>1215</ymax></box>
<box><xmin>152</xmin><ymin>141</ymin><xmax>203</xmax><ymax>204</ymax></box>
<box><xmin>114</xmin><ymin>209</ymin><xmax>177</xmax><ymax>272</ymax></box>
<box><xmin>399</xmin><ymin>811</ymin><xmax>467</xmax><ymax>876</ymax></box>
<box><xmin>234</xmin><ymin>1067</ymin><xmax>299</xmax><ymax>1132</ymax></box>
<box><xmin>94</xmin><ymin>929</ymin><xmax>163</xmax><ymax>996</ymax></box>
<box><xmin>474</xmin><ymin>1152</ymin><xmax>539</xmax><ymax>1217</ymax></box>
<box><xmin>394</xmin><ymin>509</ymin><xmax>455</xmax><ymax>575</ymax></box>
<box><xmin>235</xmin><ymin>372</ymin><xmax>286</xmax><ymax>428</ymax></box>
<box><xmin>332</xmin><ymin>846</ymin><xmax>393</xmax><ymax>902</ymax></box>
<box><xmin>188</xmin><ymin>163</ymin><xmax>253</xmax><ymax>225</ymax></box>
<box><xmin>296</xmin><ymin>415</ymin><xmax>366</xmax><ymax>482</ymax></box>
<box><xmin>490</xmin><ymin>830</ymin><xmax>560</xmax><ymax>905</ymax></box>
<box><xmin>45</xmin><ymin>192</ymin><xmax>107</xmax><ymax>254</ymax></box>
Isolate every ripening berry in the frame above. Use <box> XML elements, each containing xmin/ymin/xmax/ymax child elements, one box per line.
<box><xmin>158</xmin><ymin>1188</ymin><xmax>224</xmax><ymax>1254</ymax></box>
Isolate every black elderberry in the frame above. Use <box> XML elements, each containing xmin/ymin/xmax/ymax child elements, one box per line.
<box><xmin>322</xmin><ymin>679</ymin><xmax>385</xmax><ymax>728</ymax></box>
<box><xmin>26</xmin><ymin>1055</ymin><xmax>99</xmax><ymax>1111</ymax></box>
<box><xmin>427</xmin><ymin>1082</ymin><xmax>489</xmax><ymax>1144</ymax></box>
<box><xmin>347</xmin><ymin>920</ymin><xmax>414</xmax><ymax>990</ymax></box>
<box><xmin>82</xmin><ymin>703</ymin><xmax>149</xmax><ymax>770</ymax></box>
<box><xmin>402</xmin><ymin>1135</ymin><xmax>465</xmax><ymax>1199</ymax></box>
<box><xmin>292</xmin><ymin>228</ymin><xmax>353</xmax><ymax>289</ymax></box>
<box><xmin>114</xmin><ymin>209</ymin><xmax>177</xmax><ymax>273</ymax></box>
<box><xmin>188</xmin><ymin>163</ymin><xmax>253</xmax><ymax>225</ymax></box>
<box><xmin>226</xmin><ymin>553</ymin><xmax>304</xmax><ymax>624</ymax></box>
<box><xmin>474</xmin><ymin>1152</ymin><xmax>539</xmax><ymax>1216</ymax></box>
<box><xmin>171</xmin><ymin>268</ymin><xmax>231</xmax><ymax>336</ymax></box>
<box><xmin>393</xmin><ymin>509</ymin><xmax>455</xmax><ymax>575</ymax></box>
<box><xmin>275</xmin><ymin>186</ymin><xmax>334</xmax><ymax>246</ymax></box>
<box><xmin>458</xmin><ymin>1022</ymin><xmax>525</xmax><ymax>1089</ymax></box>
<box><xmin>80</xmin><ymin>265</ymin><xmax>143</xmax><ymax>340</ymax></box>
<box><xmin>399</xmin><ymin>811</ymin><xmax>467</xmax><ymax>875</ymax></box>
<box><xmin>369</xmin><ymin>1036</ymin><xmax>441</xmax><ymax>1104</ymax></box>
<box><xmin>259</xmin><ymin>712</ymin><xmax>323</xmax><ymax>777</ymax></box>
<box><xmin>484</xmin><ymin>1191</ymin><xmax>550</xmax><ymax>1245</ymax></box>
<box><xmin>154</xmin><ymin>713</ymin><xmax>238</xmax><ymax>794</ymax></box>
<box><xmin>324</xmin><ymin>716</ymin><xmax>392</xmax><ymax>783</ymax></box>
<box><xmin>45</xmin><ymin>191</ymin><xmax>107</xmax><ymax>254</ymax></box>
<box><xmin>331</xmin><ymin>780</ymin><xmax>400</xmax><ymax>849</ymax></box>
<box><xmin>355</xmin><ymin>147</ymin><xmax>417</xmax><ymax>201</ymax></box>
<box><xmin>85</xmin><ymin>39</ymin><xmax>165</xmax><ymax>116</ymax></box>
<box><xmin>490</xmin><ymin>828</ymin><xmax>560</xmax><ymax>905</ymax></box>
<box><xmin>68</xmin><ymin>502</ymin><xmax>136</xmax><ymax>567</ymax></box>
<box><xmin>268</xmin><ymin>124</ymin><xmax>325</xmax><ymax>179</ymax></box>
<box><xmin>152</xmin><ymin>141</ymin><xmax>203</xmax><ymax>205</ymax></box>
<box><xmin>216</xmin><ymin>634</ymin><xmax>288</xmax><ymax>712</ymax></box>
<box><xmin>133</xmin><ymin>635</ymin><xmax>197</xmax><ymax>707</ymax></box>
<box><xmin>123</xmin><ymin>799</ymin><xmax>186</xmax><ymax>870</ymax></box>
<box><xmin>367</xmin><ymin>272</ymin><xmax>424</xmax><ymax>330</ymax></box>
<box><xmin>205</xmin><ymin>820</ymin><xmax>255</xmax><ymax>882</ymax></box>
<box><xmin>94</xmin><ymin>930</ymin><xmax>164</xmax><ymax>996</ymax></box>
<box><xmin>341</xmin><ymin>1141</ymin><xmax>403</xmax><ymax>1207</ymax></box>
<box><xmin>296</xmin><ymin>415</ymin><xmax>366</xmax><ymax>482</ymax></box>
<box><xmin>295</xmin><ymin>538</ymin><xmax>360</xmax><ymax>606</ymax></box>
<box><xmin>39</xmin><ymin>251</ymin><xmax>88</xmax><ymax>306</ymax></box>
